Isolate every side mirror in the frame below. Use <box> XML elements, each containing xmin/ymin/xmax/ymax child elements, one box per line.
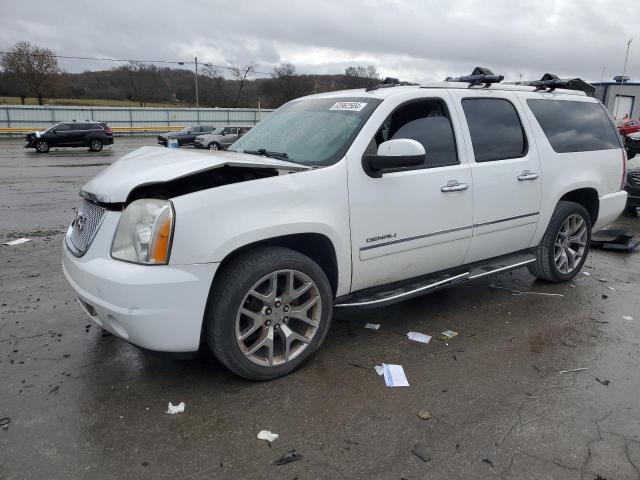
<box><xmin>362</xmin><ymin>139</ymin><xmax>426</xmax><ymax>178</ymax></box>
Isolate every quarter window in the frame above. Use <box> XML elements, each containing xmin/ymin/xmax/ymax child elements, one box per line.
<box><xmin>462</xmin><ymin>98</ymin><xmax>527</xmax><ymax>162</ymax></box>
<box><xmin>526</xmin><ymin>99</ymin><xmax>622</xmax><ymax>153</ymax></box>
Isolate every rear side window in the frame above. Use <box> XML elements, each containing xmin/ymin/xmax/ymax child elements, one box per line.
<box><xmin>526</xmin><ymin>99</ymin><xmax>621</xmax><ymax>153</ymax></box>
<box><xmin>462</xmin><ymin>98</ymin><xmax>527</xmax><ymax>162</ymax></box>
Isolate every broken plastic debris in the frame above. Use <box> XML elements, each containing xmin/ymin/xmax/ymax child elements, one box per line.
<box><xmin>374</xmin><ymin>365</ymin><xmax>384</xmax><ymax>376</ymax></box>
<box><xmin>608</xmin><ymin>286</ymin><xmax>616</xmax><ymax>291</ymax></box>
<box><xmin>559</xmin><ymin>367</ymin><xmax>588</xmax><ymax>374</ymax></box>
<box><xmin>166</xmin><ymin>402</ymin><xmax>185</xmax><ymax>414</ymax></box>
<box><xmin>439</xmin><ymin>330</ymin><xmax>458</xmax><ymax>341</ymax></box>
<box><xmin>407</xmin><ymin>332</ymin><xmax>432</xmax><ymax>344</ymax></box>
<box><xmin>582</xmin><ymin>271</ymin><xmax>591</xmax><ymax>276</ymax></box>
<box><xmin>3</xmin><ymin>238</ymin><xmax>31</xmax><ymax>246</ymax></box>
<box><xmin>382</xmin><ymin>363</ymin><xmax>409</xmax><ymax>387</ymax></box>
<box><xmin>257</xmin><ymin>430</ymin><xmax>279</xmax><ymax>442</ymax></box>
<box><xmin>273</xmin><ymin>450</ymin><xmax>303</xmax><ymax>465</ymax></box>
<box><xmin>364</xmin><ymin>323</ymin><xmax>380</xmax><ymax>330</ymax></box>
<box><xmin>417</xmin><ymin>409</ymin><xmax>432</xmax><ymax>420</ymax></box>
<box><xmin>489</xmin><ymin>283</ymin><xmax>563</xmax><ymax>297</ymax></box>
<box><xmin>622</xmin><ymin>315</ymin><xmax>634</xmax><ymax>321</ymax></box>
<box><xmin>410</xmin><ymin>443</ymin><xmax>431</xmax><ymax>463</ymax></box>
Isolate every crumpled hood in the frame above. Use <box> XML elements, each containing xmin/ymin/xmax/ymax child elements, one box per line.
<box><xmin>81</xmin><ymin>146</ymin><xmax>309</xmax><ymax>203</ymax></box>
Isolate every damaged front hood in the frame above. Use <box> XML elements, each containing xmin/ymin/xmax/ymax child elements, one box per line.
<box><xmin>81</xmin><ymin>146</ymin><xmax>309</xmax><ymax>203</ymax></box>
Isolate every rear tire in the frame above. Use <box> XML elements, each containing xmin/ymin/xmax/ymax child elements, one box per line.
<box><xmin>89</xmin><ymin>138</ymin><xmax>103</xmax><ymax>152</ymax></box>
<box><xmin>209</xmin><ymin>142</ymin><xmax>220</xmax><ymax>150</ymax></box>
<box><xmin>625</xmin><ymin>205</ymin><xmax>638</xmax><ymax>216</ymax></box>
<box><xmin>35</xmin><ymin>139</ymin><xmax>49</xmax><ymax>153</ymax></box>
<box><xmin>206</xmin><ymin>247</ymin><xmax>333</xmax><ymax>381</ymax></box>
<box><xmin>528</xmin><ymin>201</ymin><xmax>591</xmax><ymax>283</ymax></box>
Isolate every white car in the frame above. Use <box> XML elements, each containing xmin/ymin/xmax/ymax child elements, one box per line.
<box><xmin>63</xmin><ymin>70</ymin><xmax>628</xmax><ymax>380</ymax></box>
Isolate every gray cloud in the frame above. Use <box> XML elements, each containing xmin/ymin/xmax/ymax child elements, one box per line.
<box><xmin>0</xmin><ymin>0</ymin><xmax>638</xmax><ymax>83</ymax></box>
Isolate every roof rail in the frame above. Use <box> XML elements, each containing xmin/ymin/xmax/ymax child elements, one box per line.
<box><xmin>445</xmin><ymin>67</ymin><xmax>504</xmax><ymax>88</ymax></box>
<box><xmin>512</xmin><ymin>73</ymin><xmax>595</xmax><ymax>95</ymax></box>
<box><xmin>366</xmin><ymin>77</ymin><xmax>419</xmax><ymax>92</ymax></box>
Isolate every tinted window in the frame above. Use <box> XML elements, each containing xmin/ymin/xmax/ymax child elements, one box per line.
<box><xmin>462</xmin><ymin>98</ymin><xmax>526</xmax><ymax>162</ymax></box>
<box><xmin>55</xmin><ymin>124</ymin><xmax>72</xmax><ymax>132</ymax></box>
<box><xmin>527</xmin><ymin>99</ymin><xmax>622</xmax><ymax>153</ymax></box>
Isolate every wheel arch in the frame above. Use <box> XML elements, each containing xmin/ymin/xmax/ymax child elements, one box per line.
<box><xmin>559</xmin><ymin>187</ymin><xmax>599</xmax><ymax>226</ymax></box>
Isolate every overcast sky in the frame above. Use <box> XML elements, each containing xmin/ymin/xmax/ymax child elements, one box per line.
<box><xmin>0</xmin><ymin>0</ymin><xmax>638</xmax><ymax>83</ymax></box>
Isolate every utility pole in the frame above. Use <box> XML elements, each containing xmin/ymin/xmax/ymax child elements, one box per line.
<box><xmin>194</xmin><ymin>56</ymin><xmax>199</xmax><ymax>109</ymax></box>
<box><xmin>614</xmin><ymin>38</ymin><xmax>632</xmax><ymax>119</ymax></box>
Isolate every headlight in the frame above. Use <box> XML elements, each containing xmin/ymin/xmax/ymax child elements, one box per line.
<box><xmin>111</xmin><ymin>199</ymin><xmax>174</xmax><ymax>264</ymax></box>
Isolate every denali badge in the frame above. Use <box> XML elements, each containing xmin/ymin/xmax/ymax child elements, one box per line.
<box><xmin>366</xmin><ymin>233</ymin><xmax>397</xmax><ymax>243</ymax></box>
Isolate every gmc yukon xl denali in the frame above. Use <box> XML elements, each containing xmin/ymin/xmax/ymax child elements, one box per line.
<box><xmin>62</xmin><ymin>70</ymin><xmax>628</xmax><ymax>380</ymax></box>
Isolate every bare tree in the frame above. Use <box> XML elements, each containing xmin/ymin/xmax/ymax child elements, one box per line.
<box><xmin>124</xmin><ymin>61</ymin><xmax>157</xmax><ymax>107</ymax></box>
<box><xmin>202</xmin><ymin>64</ymin><xmax>227</xmax><ymax>106</ymax></box>
<box><xmin>230</xmin><ymin>63</ymin><xmax>256</xmax><ymax>107</ymax></box>
<box><xmin>344</xmin><ymin>65</ymin><xmax>379</xmax><ymax>88</ymax></box>
<box><xmin>271</xmin><ymin>63</ymin><xmax>303</xmax><ymax>104</ymax></box>
<box><xmin>0</xmin><ymin>41</ymin><xmax>59</xmax><ymax>105</ymax></box>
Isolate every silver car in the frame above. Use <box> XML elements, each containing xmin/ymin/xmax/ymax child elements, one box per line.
<box><xmin>194</xmin><ymin>126</ymin><xmax>251</xmax><ymax>150</ymax></box>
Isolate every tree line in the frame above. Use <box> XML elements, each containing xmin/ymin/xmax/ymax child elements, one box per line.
<box><xmin>0</xmin><ymin>42</ymin><xmax>381</xmax><ymax>108</ymax></box>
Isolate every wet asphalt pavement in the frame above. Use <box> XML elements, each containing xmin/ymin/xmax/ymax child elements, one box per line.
<box><xmin>1</xmin><ymin>137</ymin><xmax>640</xmax><ymax>480</ymax></box>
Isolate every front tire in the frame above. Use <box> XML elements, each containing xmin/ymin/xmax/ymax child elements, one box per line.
<box><xmin>89</xmin><ymin>138</ymin><xmax>103</xmax><ymax>152</ymax></box>
<box><xmin>528</xmin><ymin>201</ymin><xmax>591</xmax><ymax>282</ymax></box>
<box><xmin>35</xmin><ymin>139</ymin><xmax>50</xmax><ymax>153</ymax></box>
<box><xmin>206</xmin><ymin>247</ymin><xmax>333</xmax><ymax>380</ymax></box>
<box><xmin>209</xmin><ymin>142</ymin><xmax>220</xmax><ymax>150</ymax></box>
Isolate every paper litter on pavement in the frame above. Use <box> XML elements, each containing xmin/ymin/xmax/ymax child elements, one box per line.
<box><xmin>407</xmin><ymin>332</ymin><xmax>432</xmax><ymax>344</ymax></box>
<box><xmin>166</xmin><ymin>402</ymin><xmax>185</xmax><ymax>414</ymax></box>
<box><xmin>439</xmin><ymin>330</ymin><xmax>458</xmax><ymax>340</ymax></box>
<box><xmin>3</xmin><ymin>238</ymin><xmax>31</xmax><ymax>246</ymax></box>
<box><xmin>257</xmin><ymin>430</ymin><xmax>279</xmax><ymax>442</ymax></box>
<box><xmin>623</xmin><ymin>315</ymin><xmax>634</xmax><ymax>321</ymax></box>
<box><xmin>382</xmin><ymin>363</ymin><xmax>409</xmax><ymax>387</ymax></box>
<box><xmin>364</xmin><ymin>323</ymin><xmax>380</xmax><ymax>330</ymax></box>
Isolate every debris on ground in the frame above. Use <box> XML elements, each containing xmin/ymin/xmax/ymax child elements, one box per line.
<box><xmin>559</xmin><ymin>367</ymin><xmax>588</xmax><ymax>374</ymax></box>
<box><xmin>410</xmin><ymin>443</ymin><xmax>431</xmax><ymax>463</ymax></box>
<box><xmin>374</xmin><ymin>365</ymin><xmax>384</xmax><ymax>376</ymax></box>
<box><xmin>482</xmin><ymin>458</ymin><xmax>495</xmax><ymax>467</ymax></box>
<box><xmin>257</xmin><ymin>430</ymin><xmax>279</xmax><ymax>443</ymax></box>
<box><xmin>622</xmin><ymin>315</ymin><xmax>634</xmax><ymax>321</ymax></box>
<box><xmin>591</xmin><ymin>229</ymin><xmax>640</xmax><ymax>252</ymax></box>
<box><xmin>273</xmin><ymin>450</ymin><xmax>303</xmax><ymax>465</ymax></box>
<box><xmin>407</xmin><ymin>331</ymin><xmax>432</xmax><ymax>344</ymax></box>
<box><xmin>608</xmin><ymin>286</ymin><xmax>616</xmax><ymax>291</ymax></box>
<box><xmin>3</xmin><ymin>238</ymin><xmax>31</xmax><ymax>246</ymax></box>
<box><xmin>417</xmin><ymin>409</ymin><xmax>432</xmax><ymax>420</ymax></box>
<box><xmin>562</xmin><ymin>339</ymin><xmax>578</xmax><ymax>348</ymax></box>
<box><xmin>489</xmin><ymin>283</ymin><xmax>564</xmax><ymax>297</ymax></box>
<box><xmin>0</xmin><ymin>417</ymin><xmax>10</xmax><ymax>430</ymax></box>
<box><xmin>595</xmin><ymin>378</ymin><xmax>610</xmax><ymax>386</ymax></box>
<box><xmin>364</xmin><ymin>323</ymin><xmax>380</xmax><ymax>330</ymax></box>
<box><xmin>381</xmin><ymin>363</ymin><xmax>409</xmax><ymax>387</ymax></box>
<box><xmin>439</xmin><ymin>330</ymin><xmax>458</xmax><ymax>341</ymax></box>
<box><xmin>582</xmin><ymin>272</ymin><xmax>591</xmax><ymax>276</ymax></box>
<box><xmin>166</xmin><ymin>402</ymin><xmax>185</xmax><ymax>414</ymax></box>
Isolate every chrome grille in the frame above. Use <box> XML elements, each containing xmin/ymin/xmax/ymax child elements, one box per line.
<box><xmin>630</xmin><ymin>172</ymin><xmax>640</xmax><ymax>189</ymax></box>
<box><xmin>67</xmin><ymin>200</ymin><xmax>106</xmax><ymax>257</ymax></box>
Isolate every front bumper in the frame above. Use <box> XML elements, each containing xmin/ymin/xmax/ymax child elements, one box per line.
<box><xmin>62</xmin><ymin>211</ymin><xmax>218</xmax><ymax>352</ymax></box>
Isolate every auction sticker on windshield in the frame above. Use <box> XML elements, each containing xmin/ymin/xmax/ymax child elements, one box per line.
<box><xmin>329</xmin><ymin>102</ymin><xmax>368</xmax><ymax>112</ymax></box>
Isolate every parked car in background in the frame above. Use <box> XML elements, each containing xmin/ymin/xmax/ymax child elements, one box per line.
<box><xmin>616</xmin><ymin>118</ymin><xmax>640</xmax><ymax>136</ymax></box>
<box><xmin>157</xmin><ymin>126</ymin><xmax>216</xmax><ymax>146</ymax></box>
<box><xmin>194</xmin><ymin>126</ymin><xmax>252</xmax><ymax>150</ymax></box>
<box><xmin>625</xmin><ymin>131</ymin><xmax>640</xmax><ymax>159</ymax></box>
<box><xmin>25</xmin><ymin>122</ymin><xmax>114</xmax><ymax>153</ymax></box>
<box><xmin>625</xmin><ymin>134</ymin><xmax>640</xmax><ymax>213</ymax></box>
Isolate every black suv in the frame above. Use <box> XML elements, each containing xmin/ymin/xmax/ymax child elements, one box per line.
<box><xmin>25</xmin><ymin>122</ymin><xmax>114</xmax><ymax>153</ymax></box>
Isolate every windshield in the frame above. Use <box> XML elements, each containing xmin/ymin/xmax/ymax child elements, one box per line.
<box><xmin>229</xmin><ymin>97</ymin><xmax>382</xmax><ymax>166</ymax></box>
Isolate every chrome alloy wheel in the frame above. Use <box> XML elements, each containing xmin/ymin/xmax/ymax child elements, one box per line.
<box><xmin>235</xmin><ymin>269</ymin><xmax>321</xmax><ymax>367</ymax></box>
<box><xmin>209</xmin><ymin>143</ymin><xmax>219</xmax><ymax>150</ymax></box>
<box><xmin>554</xmin><ymin>213</ymin><xmax>588</xmax><ymax>274</ymax></box>
<box><xmin>36</xmin><ymin>141</ymin><xmax>48</xmax><ymax>152</ymax></box>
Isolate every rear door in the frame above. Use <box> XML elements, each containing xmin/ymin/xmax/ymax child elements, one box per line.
<box><xmin>222</xmin><ymin>127</ymin><xmax>239</xmax><ymax>147</ymax></box>
<box><xmin>449</xmin><ymin>90</ymin><xmax>542</xmax><ymax>263</ymax></box>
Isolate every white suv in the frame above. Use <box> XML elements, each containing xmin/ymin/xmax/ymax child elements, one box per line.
<box><xmin>63</xmin><ymin>70</ymin><xmax>628</xmax><ymax>380</ymax></box>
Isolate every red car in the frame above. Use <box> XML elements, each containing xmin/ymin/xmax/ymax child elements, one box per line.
<box><xmin>616</xmin><ymin>119</ymin><xmax>640</xmax><ymax>136</ymax></box>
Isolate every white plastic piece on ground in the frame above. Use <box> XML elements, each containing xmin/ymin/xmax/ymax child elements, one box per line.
<box><xmin>166</xmin><ymin>402</ymin><xmax>185</xmax><ymax>414</ymax></box>
<box><xmin>257</xmin><ymin>430</ymin><xmax>279</xmax><ymax>442</ymax></box>
<box><xmin>3</xmin><ymin>238</ymin><xmax>31</xmax><ymax>246</ymax></box>
<box><xmin>364</xmin><ymin>323</ymin><xmax>380</xmax><ymax>330</ymax></box>
<box><xmin>582</xmin><ymin>271</ymin><xmax>591</xmax><ymax>276</ymax></box>
<box><xmin>382</xmin><ymin>363</ymin><xmax>409</xmax><ymax>387</ymax></box>
<box><xmin>559</xmin><ymin>367</ymin><xmax>588</xmax><ymax>374</ymax></box>
<box><xmin>374</xmin><ymin>365</ymin><xmax>384</xmax><ymax>376</ymax></box>
<box><xmin>407</xmin><ymin>332</ymin><xmax>432</xmax><ymax>344</ymax></box>
<box><xmin>623</xmin><ymin>315</ymin><xmax>634</xmax><ymax>321</ymax></box>
<box><xmin>608</xmin><ymin>286</ymin><xmax>616</xmax><ymax>291</ymax></box>
<box><xmin>440</xmin><ymin>330</ymin><xmax>458</xmax><ymax>340</ymax></box>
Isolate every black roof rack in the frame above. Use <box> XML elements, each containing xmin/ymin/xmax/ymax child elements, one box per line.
<box><xmin>445</xmin><ymin>67</ymin><xmax>504</xmax><ymax>88</ymax></box>
<box><xmin>513</xmin><ymin>73</ymin><xmax>595</xmax><ymax>96</ymax></box>
<box><xmin>366</xmin><ymin>77</ymin><xmax>419</xmax><ymax>92</ymax></box>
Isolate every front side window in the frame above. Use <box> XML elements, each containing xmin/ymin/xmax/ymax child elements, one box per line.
<box><xmin>55</xmin><ymin>124</ymin><xmax>73</xmax><ymax>132</ymax></box>
<box><xmin>527</xmin><ymin>99</ymin><xmax>622</xmax><ymax>153</ymax></box>
<box><xmin>462</xmin><ymin>98</ymin><xmax>527</xmax><ymax>162</ymax></box>
<box><xmin>230</xmin><ymin>97</ymin><xmax>382</xmax><ymax>167</ymax></box>
<box><xmin>366</xmin><ymin>98</ymin><xmax>458</xmax><ymax>169</ymax></box>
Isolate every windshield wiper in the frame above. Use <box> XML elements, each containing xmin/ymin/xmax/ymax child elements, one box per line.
<box><xmin>243</xmin><ymin>148</ymin><xmax>289</xmax><ymax>160</ymax></box>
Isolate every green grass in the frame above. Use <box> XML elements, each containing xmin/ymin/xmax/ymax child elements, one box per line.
<box><xmin>0</xmin><ymin>96</ymin><xmax>191</xmax><ymax>108</ymax></box>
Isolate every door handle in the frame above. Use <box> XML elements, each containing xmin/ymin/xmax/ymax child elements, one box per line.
<box><xmin>441</xmin><ymin>182</ymin><xmax>469</xmax><ymax>192</ymax></box>
<box><xmin>517</xmin><ymin>170</ymin><xmax>539</xmax><ymax>181</ymax></box>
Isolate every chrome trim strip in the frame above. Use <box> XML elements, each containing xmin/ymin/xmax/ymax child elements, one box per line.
<box><xmin>334</xmin><ymin>272</ymin><xmax>470</xmax><ymax>307</ymax></box>
<box><xmin>360</xmin><ymin>225</ymin><xmax>473</xmax><ymax>251</ymax></box>
<box><xmin>473</xmin><ymin>212</ymin><xmax>539</xmax><ymax>228</ymax></box>
<box><xmin>467</xmin><ymin>258</ymin><xmax>536</xmax><ymax>280</ymax></box>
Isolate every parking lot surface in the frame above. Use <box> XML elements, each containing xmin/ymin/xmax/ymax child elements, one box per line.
<box><xmin>1</xmin><ymin>137</ymin><xmax>640</xmax><ymax>479</ymax></box>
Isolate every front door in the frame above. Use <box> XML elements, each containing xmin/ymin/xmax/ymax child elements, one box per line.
<box><xmin>448</xmin><ymin>90</ymin><xmax>542</xmax><ymax>263</ymax></box>
<box><xmin>347</xmin><ymin>94</ymin><xmax>473</xmax><ymax>292</ymax></box>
